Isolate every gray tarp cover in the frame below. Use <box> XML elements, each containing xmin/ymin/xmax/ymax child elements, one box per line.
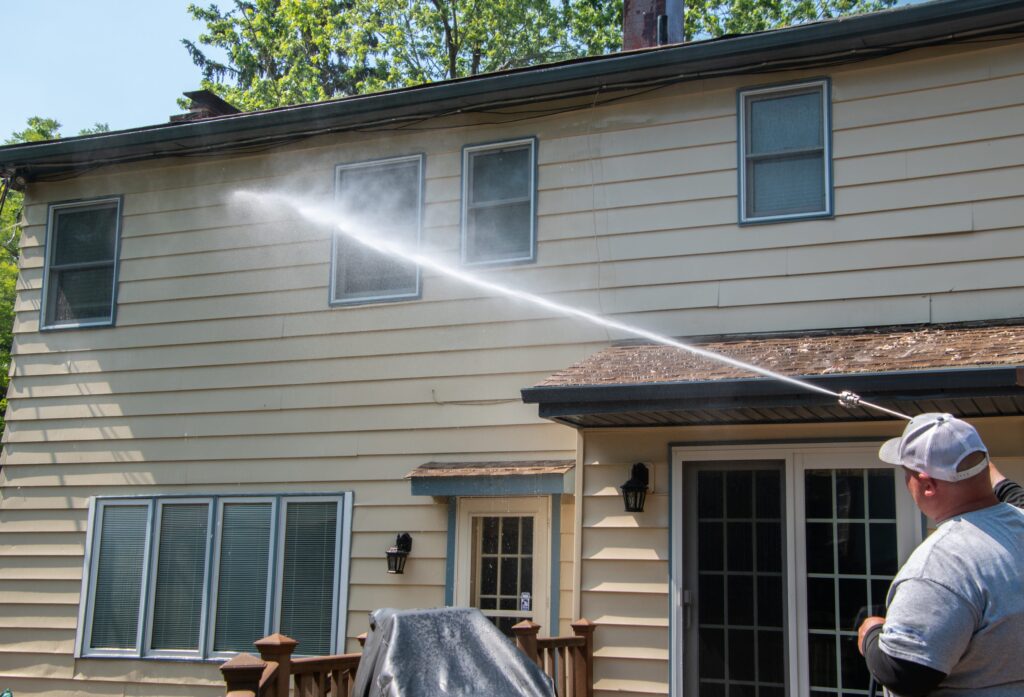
<box><xmin>351</xmin><ymin>607</ymin><xmax>555</xmax><ymax>697</ymax></box>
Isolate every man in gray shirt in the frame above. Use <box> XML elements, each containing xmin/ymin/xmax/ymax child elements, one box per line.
<box><xmin>857</xmin><ymin>413</ymin><xmax>1024</xmax><ymax>696</ymax></box>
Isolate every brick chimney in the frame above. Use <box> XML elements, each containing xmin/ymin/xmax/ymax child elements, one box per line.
<box><xmin>623</xmin><ymin>0</ymin><xmax>683</xmax><ymax>50</ymax></box>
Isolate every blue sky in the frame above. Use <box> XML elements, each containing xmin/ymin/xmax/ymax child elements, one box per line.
<box><xmin>2</xmin><ymin>0</ymin><xmax>926</xmax><ymax>142</ymax></box>
<box><xmin>1</xmin><ymin>1</ymin><xmax>216</xmax><ymax>140</ymax></box>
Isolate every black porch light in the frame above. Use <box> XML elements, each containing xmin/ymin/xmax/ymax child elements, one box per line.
<box><xmin>620</xmin><ymin>462</ymin><xmax>650</xmax><ymax>513</ymax></box>
<box><xmin>386</xmin><ymin>533</ymin><xmax>413</xmax><ymax>574</ymax></box>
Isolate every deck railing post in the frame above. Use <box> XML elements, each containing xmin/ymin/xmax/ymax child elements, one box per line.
<box><xmin>571</xmin><ymin>619</ymin><xmax>596</xmax><ymax>697</ymax></box>
<box><xmin>255</xmin><ymin>633</ymin><xmax>298</xmax><ymax>697</ymax></box>
<box><xmin>221</xmin><ymin>653</ymin><xmax>268</xmax><ymax>697</ymax></box>
<box><xmin>512</xmin><ymin>620</ymin><xmax>542</xmax><ymax>667</ymax></box>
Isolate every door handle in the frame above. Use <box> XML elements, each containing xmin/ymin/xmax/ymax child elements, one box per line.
<box><xmin>683</xmin><ymin>590</ymin><xmax>693</xmax><ymax>629</ymax></box>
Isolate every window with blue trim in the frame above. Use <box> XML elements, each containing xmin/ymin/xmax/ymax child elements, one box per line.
<box><xmin>79</xmin><ymin>494</ymin><xmax>351</xmax><ymax>659</ymax></box>
<box><xmin>739</xmin><ymin>80</ymin><xmax>832</xmax><ymax>223</ymax></box>
<box><xmin>332</xmin><ymin>155</ymin><xmax>422</xmax><ymax>305</ymax></box>
<box><xmin>462</xmin><ymin>139</ymin><xmax>536</xmax><ymax>265</ymax></box>
<box><xmin>42</xmin><ymin>197</ymin><xmax>121</xmax><ymax>329</ymax></box>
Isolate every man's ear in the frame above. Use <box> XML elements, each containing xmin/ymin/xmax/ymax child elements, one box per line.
<box><xmin>917</xmin><ymin>473</ymin><xmax>940</xmax><ymax>497</ymax></box>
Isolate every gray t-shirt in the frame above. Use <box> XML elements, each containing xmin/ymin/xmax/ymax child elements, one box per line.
<box><xmin>880</xmin><ymin>502</ymin><xmax>1024</xmax><ymax>695</ymax></box>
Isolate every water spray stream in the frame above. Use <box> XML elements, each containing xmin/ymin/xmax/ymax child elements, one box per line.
<box><xmin>240</xmin><ymin>190</ymin><xmax>911</xmax><ymax>421</ymax></box>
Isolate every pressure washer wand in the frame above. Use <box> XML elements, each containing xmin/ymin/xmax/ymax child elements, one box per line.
<box><xmin>838</xmin><ymin>390</ymin><xmax>912</xmax><ymax>420</ymax></box>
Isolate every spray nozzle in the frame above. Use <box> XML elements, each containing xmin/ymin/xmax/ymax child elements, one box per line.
<box><xmin>838</xmin><ymin>390</ymin><xmax>862</xmax><ymax>409</ymax></box>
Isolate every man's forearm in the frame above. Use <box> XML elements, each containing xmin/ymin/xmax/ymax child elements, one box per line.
<box><xmin>861</xmin><ymin>624</ymin><xmax>948</xmax><ymax>697</ymax></box>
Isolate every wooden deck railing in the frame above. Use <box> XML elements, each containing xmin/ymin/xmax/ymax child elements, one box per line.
<box><xmin>220</xmin><ymin>620</ymin><xmax>594</xmax><ymax>697</ymax></box>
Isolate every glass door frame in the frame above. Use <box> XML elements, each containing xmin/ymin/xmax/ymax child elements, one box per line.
<box><xmin>670</xmin><ymin>443</ymin><xmax>923</xmax><ymax>697</ymax></box>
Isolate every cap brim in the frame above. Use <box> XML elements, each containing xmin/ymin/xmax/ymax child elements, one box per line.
<box><xmin>878</xmin><ymin>437</ymin><xmax>903</xmax><ymax>465</ymax></box>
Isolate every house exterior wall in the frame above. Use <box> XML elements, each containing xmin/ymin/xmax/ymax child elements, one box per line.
<box><xmin>0</xmin><ymin>35</ymin><xmax>1023</xmax><ymax>697</ymax></box>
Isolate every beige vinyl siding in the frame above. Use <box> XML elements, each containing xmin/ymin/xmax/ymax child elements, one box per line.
<box><xmin>1</xmin><ymin>36</ymin><xmax>1024</xmax><ymax>697</ymax></box>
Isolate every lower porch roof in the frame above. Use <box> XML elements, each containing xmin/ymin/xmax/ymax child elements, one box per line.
<box><xmin>520</xmin><ymin>322</ymin><xmax>1024</xmax><ymax>428</ymax></box>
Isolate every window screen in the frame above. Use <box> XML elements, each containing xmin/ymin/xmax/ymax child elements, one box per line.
<box><xmin>740</xmin><ymin>82</ymin><xmax>831</xmax><ymax>222</ymax></box>
<box><xmin>44</xmin><ymin>199</ymin><xmax>120</xmax><ymax>328</ymax></box>
<box><xmin>89</xmin><ymin>504</ymin><xmax>149</xmax><ymax>651</ymax></box>
<box><xmin>333</xmin><ymin>157</ymin><xmax>421</xmax><ymax>304</ymax></box>
<box><xmin>463</xmin><ymin>140</ymin><xmax>536</xmax><ymax>265</ymax></box>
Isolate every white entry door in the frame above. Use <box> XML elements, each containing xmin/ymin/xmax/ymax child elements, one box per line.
<box><xmin>455</xmin><ymin>497</ymin><xmax>550</xmax><ymax>636</ymax></box>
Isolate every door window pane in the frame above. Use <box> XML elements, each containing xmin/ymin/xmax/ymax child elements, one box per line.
<box><xmin>471</xmin><ymin>515</ymin><xmax>535</xmax><ymax>635</ymax></box>
<box><xmin>804</xmin><ymin>469</ymin><xmax>899</xmax><ymax>695</ymax></box>
<box><xmin>694</xmin><ymin>466</ymin><xmax>786</xmax><ymax>695</ymax></box>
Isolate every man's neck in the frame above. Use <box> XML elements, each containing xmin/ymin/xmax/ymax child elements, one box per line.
<box><xmin>934</xmin><ymin>491</ymin><xmax>1000</xmax><ymax>522</ymax></box>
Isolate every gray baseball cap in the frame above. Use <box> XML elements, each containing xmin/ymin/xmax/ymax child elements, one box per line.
<box><xmin>878</xmin><ymin>413</ymin><xmax>989</xmax><ymax>482</ymax></box>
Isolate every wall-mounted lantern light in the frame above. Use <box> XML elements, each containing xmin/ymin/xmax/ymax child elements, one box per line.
<box><xmin>386</xmin><ymin>533</ymin><xmax>413</xmax><ymax>574</ymax></box>
<box><xmin>620</xmin><ymin>462</ymin><xmax>650</xmax><ymax>513</ymax></box>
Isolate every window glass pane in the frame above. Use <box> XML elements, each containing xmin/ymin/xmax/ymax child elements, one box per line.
<box><xmin>749</xmin><ymin>91</ymin><xmax>822</xmax><ymax>155</ymax></box>
<box><xmin>750</xmin><ymin>154</ymin><xmax>826</xmax><ymax>218</ymax></box>
<box><xmin>805</xmin><ymin>471</ymin><xmax>833</xmax><ymax>519</ymax></box>
<box><xmin>90</xmin><ymin>505</ymin><xmax>148</xmax><ymax>650</ymax></box>
<box><xmin>334</xmin><ymin>159</ymin><xmax>420</xmax><ymax>302</ymax></box>
<box><xmin>470</xmin><ymin>146</ymin><xmax>530</xmax><ymax>203</ymax></box>
<box><xmin>805</xmin><ymin>468</ymin><xmax>902</xmax><ymax>695</ymax></box>
<box><xmin>151</xmin><ymin>503</ymin><xmax>209</xmax><ymax>651</ymax></box>
<box><xmin>214</xmin><ymin>503</ymin><xmax>272</xmax><ymax>652</ymax></box>
<box><xmin>279</xmin><ymin>501</ymin><xmax>338</xmax><ymax>656</ymax></box>
<box><xmin>333</xmin><ymin>240</ymin><xmax>417</xmax><ymax>300</ymax></box>
<box><xmin>51</xmin><ymin>266</ymin><xmax>114</xmax><ymax>323</ymax></box>
<box><xmin>835</xmin><ymin>471</ymin><xmax>865</xmax><ymax>520</ymax></box>
<box><xmin>53</xmin><ymin>205</ymin><xmax>117</xmax><ymax>266</ymax></box>
<box><xmin>466</xmin><ymin>202</ymin><xmax>532</xmax><ymax>263</ymax></box>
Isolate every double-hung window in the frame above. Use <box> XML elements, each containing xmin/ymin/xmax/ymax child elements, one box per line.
<box><xmin>332</xmin><ymin>155</ymin><xmax>423</xmax><ymax>305</ymax></box>
<box><xmin>462</xmin><ymin>138</ymin><xmax>537</xmax><ymax>266</ymax></box>
<box><xmin>42</xmin><ymin>197</ymin><xmax>122</xmax><ymax>329</ymax></box>
<box><xmin>738</xmin><ymin>80</ymin><xmax>832</xmax><ymax>223</ymax></box>
<box><xmin>673</xmin><ymin>446</ymin><xmax>921</xmax><ymax>697</ymax></box>
<box><xmin>77</xmin><ymin>494</ymin><xmax>352</xmax><ymax>659</ymax></box>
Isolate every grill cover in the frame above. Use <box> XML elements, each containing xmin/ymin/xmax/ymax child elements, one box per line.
<box><xmin>351</xmin><ymin>607</ymin><xmax>555</xmax><ymax>697</ymax></box>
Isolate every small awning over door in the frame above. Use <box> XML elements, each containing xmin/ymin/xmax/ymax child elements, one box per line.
<box><xmin>406</xmin><ymin>461</ymin><xmax>575</xmax><ymax>496</ymax></box>
<box><xmin>521</xmin><ymin>322</ymin><xmax>1024</xmax><ymax>427</ymax></box>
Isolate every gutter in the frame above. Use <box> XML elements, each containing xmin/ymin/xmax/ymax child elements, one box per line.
<box><xmin>520</xmin><ymin>367</ymin><xmax>1024</xmax><ymax>419</ymax></box>
<box><xmin>3</xmin><ymin>0</ymin><xmax>1024</xmax><ymax>181</ymax></box>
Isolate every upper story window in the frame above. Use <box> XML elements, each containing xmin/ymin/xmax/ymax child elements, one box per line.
<box><xmin>332</xmin><ymin>155</ymin><xmax>423</xmax><ymax>305</ymax></box>
<box><xmin>738</xmin><ymin>80</ymin><xmax>832</xmax><ymax>224</ymax></box>
<box><xmin>462</xmin><ymin>138</ymin><xmax>537</xmax><ymax>266</ymax></box>
<box><xmin>77</xmin><ymin>493</ymin><xmax>352</xmax><ymax>660</ymax></box>
<box><xmin>42</xmin><ymin>197</ymin><xmax>122</xmax><ymax>329</ymax></box>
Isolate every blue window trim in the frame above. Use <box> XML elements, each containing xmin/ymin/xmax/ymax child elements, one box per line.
<box><xmin>76</xmin><ymin>492</ymin><xmax>353</xmax><ymax>661</ymax></box>
<box><xmin>460</xmin><ymin>136</ymin><xmax>538</xmax><ymax>267</ymax></box>
<box><xmin>40</xmin><ymin>195</ymin><xmax>123</xmax><ymax>331</ymax></box>
<box><xmin>330</xmin><ymin>153</ymin><xmax>425</xmax><ymax>307</ymax></box>
<box><xmin>737</xmin><ymin>78</ymin><xmax>833</xmax><ymax>225</ymax></box>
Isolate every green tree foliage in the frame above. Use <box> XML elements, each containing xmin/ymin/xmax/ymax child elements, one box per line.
<box><xmin>0</xmin><ymin>119</ymin><xmax>109</xmax><ymax>435</ymax></box>
<box><xmin>684</xmin><ymin>0</ymin><xmax>898</xmax><ymax>40</ymax></box>
<box><xmin>186</xmin><ymin>0</ymin><xmax>897</xmax><ymax>106</ymax></box>
<box><xmin>344</xmin><ymin>0</ymin><xmax>592</xmax><ymax>90</ymax></box>
<box><xmin>183</xmin><ymin>0</ymin><xmax>377</xmax><ymax>110</ymax></box>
